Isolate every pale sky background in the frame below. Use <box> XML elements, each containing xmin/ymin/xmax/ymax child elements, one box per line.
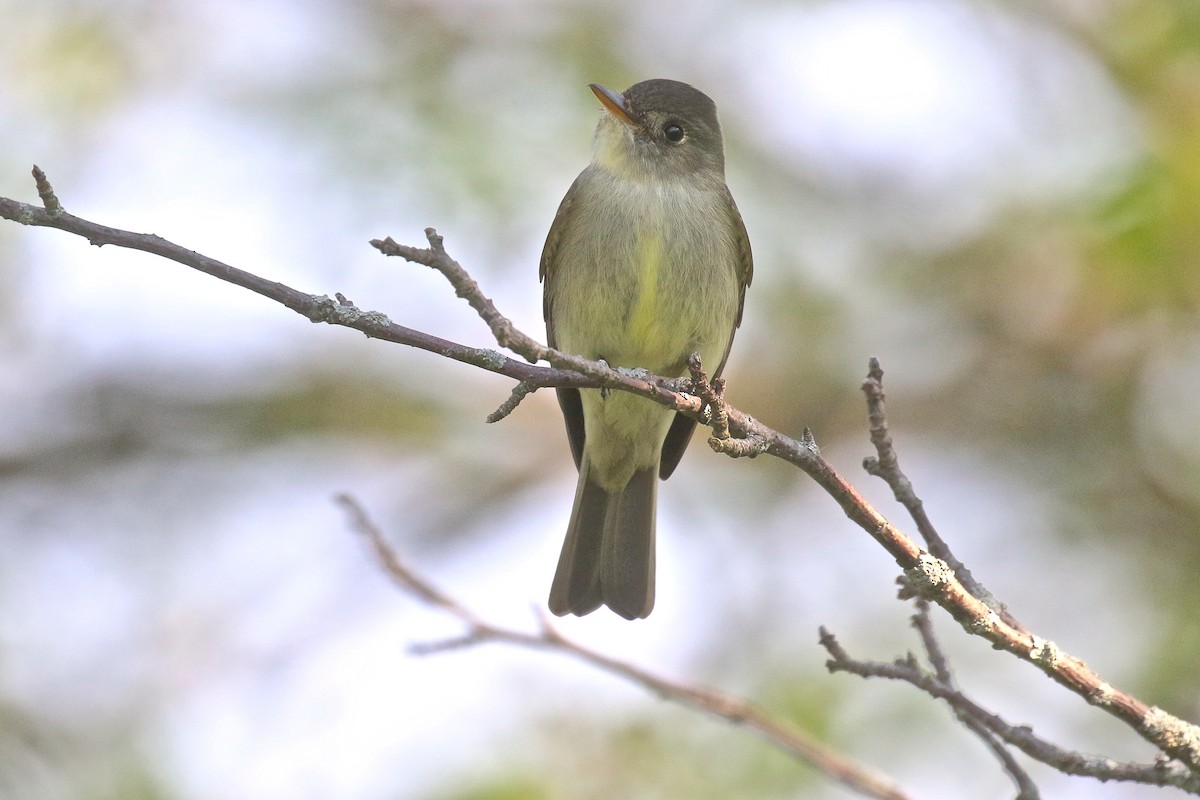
<box><xmin>1</xmin><ymin>1</ymin><xmax>1194</xmax><ymax>799</ymax></box>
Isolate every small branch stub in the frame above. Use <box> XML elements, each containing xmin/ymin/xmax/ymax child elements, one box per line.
<box><xmin>31</xmin><ymin>165</ymin><xmax>63</xmax><ymax>216</ymax></box>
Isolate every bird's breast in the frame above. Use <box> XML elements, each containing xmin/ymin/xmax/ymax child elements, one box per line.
<box><xmin>550</xmin><ymin>176</ymin><xmax>740</xmax><ymax>376</ymax></box>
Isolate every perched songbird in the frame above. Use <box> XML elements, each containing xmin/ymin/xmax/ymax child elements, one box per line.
<box><xmin>541</xmin><ymin>79</ymin><xmax>753</xmax><ymax>619</ymax></box>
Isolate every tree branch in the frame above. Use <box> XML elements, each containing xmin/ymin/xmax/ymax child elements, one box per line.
<box><xmin>862</xmin><ymin>359</ymin><xmax>1024</xmax><ymax>634</ymax></box>
<box><xmin>819</xmin><ymin>623</ymin><xmax>1200</xmax><ymax>792</ymax></box>
<box><xmin>1</xmin><ymin>170</ymin><xmax>588</xmax><ymax>397</ymax></box>
<box><xmin>335</xmin><ymin>494</ymin><xmax>913</xmax><ymax>800</ymax></box>
<box><xmin>907</xmin><ymin>598</ymin><xmax>1041</xmax><ymax>799</ymax></box>
<box><xmin>4</xmin><ymin>167</ymin><xmax>1199</xmax><ymax>787</ymax></box>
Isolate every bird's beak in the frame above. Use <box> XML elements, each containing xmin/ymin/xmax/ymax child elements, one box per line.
<box><xmin>589</xmin><ymin>83</ymin><xmax>639</xmax><ymax>129</ymax></box>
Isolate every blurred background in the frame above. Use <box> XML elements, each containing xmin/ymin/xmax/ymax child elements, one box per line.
<box><xmin>1</xmin><ymin>0</ymin><xmax>1198</xmax><ymax>798</ymax></box>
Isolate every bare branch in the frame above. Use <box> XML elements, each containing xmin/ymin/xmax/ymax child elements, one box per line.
<box><xmin>820</xmin><ymin>627</ymin><xmax>1200</xmax><ymax>793</ymax></box>
<box><xmin>862</xmin><ymin>359</ymin><xmax>1024</xmax><ymax>633</ymax></box>
<box><xmin>32</xmin><ymin>165</ymin><xmax>64</xmax><ymax>215</ymax></box>
<box><xmin>485</xmin><ymin>381</ymin><xmax>537</xmax><ymax>423</ymax></box>
<box><xmin>2</xmin><ymin>182</ymin><xmax>566</xmax><ymax>391</ymax></box>
<box><xmin>3</xmin><ymin>168</ymin><xmax>1199</xmax><ymax>778</ymax></box>
<box><xmin>371</xmin><ymin>231</ymin><xmax>536</xmax><ymax>359</ymax></box>
<box><xmin>336</xmin><ymin>494</ymin><xmax>913</xmax><ymax>800</ymax></box>
<box><xmin>336</xmin><ymin>493</ymin><xmax>487</xmax><ymax>627</ymax></box>
<box><xmin>909</xmin><ymin>599</ymin><xmax>1040</xmax><ymax>798</ymax></box>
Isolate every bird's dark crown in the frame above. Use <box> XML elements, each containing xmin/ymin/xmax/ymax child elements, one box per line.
<box><xmin>622</xmin><ymin>79</ymin><xmax>719</xmax><ymax>127</ymax></box>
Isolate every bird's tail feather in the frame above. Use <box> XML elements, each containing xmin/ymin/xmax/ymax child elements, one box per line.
<box><xmin>549</xmin><ymin>461</ymin><xmax>656</xmax><ymax>620</ymax></box>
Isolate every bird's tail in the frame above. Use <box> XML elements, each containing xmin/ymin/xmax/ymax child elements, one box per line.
<box><xmin>548</xmin><ymin>460</ymin><xmax>656</xmax><ymax>620</ymax></box>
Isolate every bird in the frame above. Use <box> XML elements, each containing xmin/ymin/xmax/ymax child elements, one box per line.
<box><xmin>540</xmin><ymin>79</ymin><xmax>752</xmax><ymax>619</ymax></box>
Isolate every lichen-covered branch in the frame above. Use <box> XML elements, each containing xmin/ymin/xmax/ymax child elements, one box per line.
<box><xmin>3</xmin><ymin>166</ymin><xmax>1198</xmax><ymax>788</ymax></box>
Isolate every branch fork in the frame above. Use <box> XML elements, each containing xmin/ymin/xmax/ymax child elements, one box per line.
<box><xmin>3</xmin><ymin>166</ymin><xmax>1199</xmax><ymax>796</ymax></box>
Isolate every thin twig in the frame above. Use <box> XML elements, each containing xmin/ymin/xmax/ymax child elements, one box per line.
<box><xmin>485</xmin><ymin>381</ymin><xmax>537</xmax><ymax>422</ymax></box>
<box><xmin>861</xmin><ymin>358</ymin><xmax>1023</xmax><ymax>632</ymax></box>
<box><xmin>372</xmin><ymin>231</ymin><xmax>533</xmax><ymax>358</ymax></box>
<box><xmin>336</xmin><ymin>494</ymin><xmax>913</xmax><ymax>800</ymax></box>
<box><xmin>909</xmin><ymin>600</ymin><xmax>1040</xmax><ymax>797</ymax></box>
<box><xmin>820</xmin><ymin>628</ymin><xmax>1200</xmax><ymax>792</ymax></box>
<box><xmin>2</xmin><ymin>169</ymin><xmax>1198</xmax><ymax>775</ymax></box>
<box><xmin>32</xmin><ymin>165</ymin><xmax>63</xmax><ymax>215</ymax></box>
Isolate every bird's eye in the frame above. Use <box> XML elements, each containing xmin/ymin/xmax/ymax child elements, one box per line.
<box><xmin>663</xmin><ymin>123</ymin><xmax>685</xmax><ymax>143</ymax></box>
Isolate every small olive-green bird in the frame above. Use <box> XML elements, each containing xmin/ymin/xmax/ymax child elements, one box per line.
<box><xmin>540</xmin><ymin>79</ymin><xmax>753</xmax><ymax>619</ymax></box>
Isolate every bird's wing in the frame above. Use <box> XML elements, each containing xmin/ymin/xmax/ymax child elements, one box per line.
<box><xmin>541</xmin><ymin>175</ymin><xmax>587</xmax><ymax>470</ymax></box>
<box><xmin>659</xmin><ymin>186</ymin><xmax>753</xmax><ymax>479</ymax></box>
